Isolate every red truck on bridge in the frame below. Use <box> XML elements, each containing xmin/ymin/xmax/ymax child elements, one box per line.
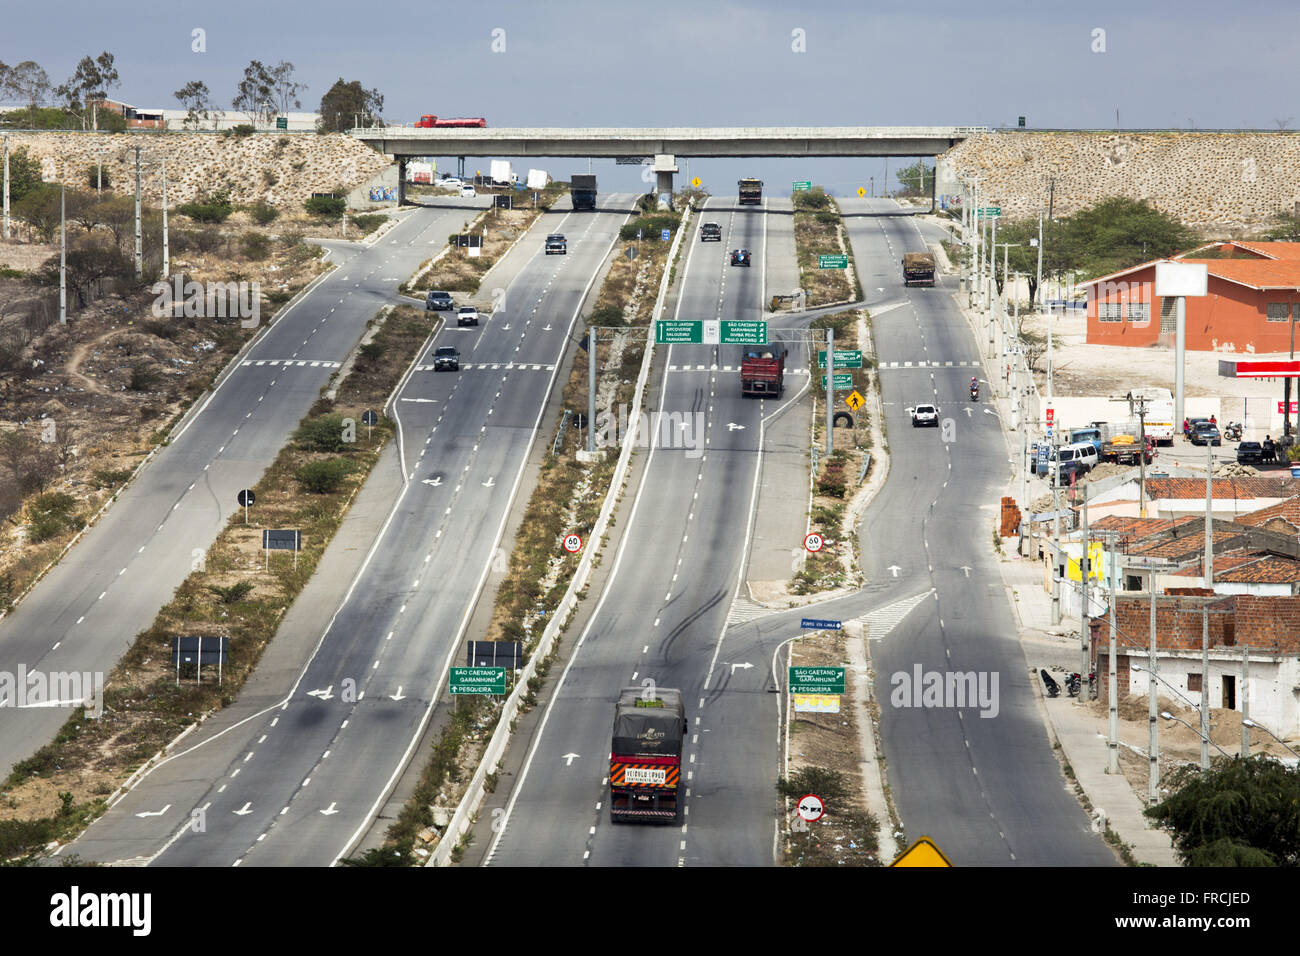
<box><xmin>415</xmin><ymin>115</ymin><xmax>487</xmax><ymax>128</ymax></box>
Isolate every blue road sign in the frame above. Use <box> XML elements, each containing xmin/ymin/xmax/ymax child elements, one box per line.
<box><xmin>800</xmin><ymin>618</ymin><xmax>842</xmax><ymax>631</ymax></box>
<box><xmin>661</xmin><ymin>229</ymin><xmax>670</xmax><ymax>241</ymax></box>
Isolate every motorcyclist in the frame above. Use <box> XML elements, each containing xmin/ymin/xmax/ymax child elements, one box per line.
<box><xmin>1264</xmin><ymin>435</ymin><xmax>1276</xmax><ymax>462</ymax></box>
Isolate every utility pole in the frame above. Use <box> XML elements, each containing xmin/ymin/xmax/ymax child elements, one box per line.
<box><xmin>1241</xmin><ymin>645</ymin><xmax>1250</xmax><ymax>757</ymax></box>
<box><xmin>1139</xmin><ymin>404</ymin><xmax>1148</xmax><ymax>518</ymax></box>
<box><xmin>1051</xmin><ymin>442</ymin><xmax>1061</xmax><ymax>625</ymax></box>
<box><xmin>826</xmin><ymin>327</ymin><xmax>835</xmax><ymax>456</ymax></box>
<box><xmin>1107</xmin><ymin>533</ymin><xmax>1120</xmax><ymax>773</ymax></box>
<box><xmin>59</xmin><ymin>186</ymin><xmax>66</xmax><ymax>325</ymax></box>
<box><xmin>1201</xmin><ymin>437</ymin><xmax>1213</xmax><ymax>770</ymax></box>
<box><xmin>3</xmin><ymin>133</ymin><xmax>9</xmax><ymax>240</ymax></box>
<box><xmin>161</xmin><ymin>159</ymin><xmax>169</xmax><ymax>279</ymax></box>
<box><xmin>588</xmin><ymin>327</ymin><xmax>596</xmax><ymax>454</ymax></box>
<box><xmin>1080</xmin><ymin>485</ymin><xmax>1091</xmax><ymax>696</ymax></box>
<box><xmin>1047</xmin><ymin>176</ymin><xmax>1056</xmax><ymax>222</ymax></box>
<box><xmin>133</xmin><ymin>145</ymin><xmax>143</xmax><ymax>280</ymax></box>
<box><xmin>1287</xmin><ymin>310</ymin><xmax>1296</xmax><ymax>439</ymax></box>
<box><xmin>1148</xmin><ymin>578</ymin><xmax>1159</xmax><ymax>806</ymax></box>
<box><xmin>97</xmin><ymin>153</ymin><xmax>103</xmax><ymax>197</ymax></box>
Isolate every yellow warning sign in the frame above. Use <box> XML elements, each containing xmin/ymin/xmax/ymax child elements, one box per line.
<box><xmin>845</xmin><ymin>390</ymin><xmax>865</xmax><ymax>411</ymax></box>
<box><xmin>857</xmin><ymin>187</ymin><xmax>867</xmax><ymax>197</ymax></box>
<box><xmin>891</xmin><ymin>836</ymin><xmax>953</xmax><ymax>867</ymax></box>
<box><xmin>691</xmin><ymin>176</ymin><xmax>702</xmax><ymax>188</ymax></box>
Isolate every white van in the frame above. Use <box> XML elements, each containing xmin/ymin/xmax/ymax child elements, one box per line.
<box><xmin>1053</xmin><ymin>441</ymin><xmax>1098</xmax><ymax>473</ymax></box>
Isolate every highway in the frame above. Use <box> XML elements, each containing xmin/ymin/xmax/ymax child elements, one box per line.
<box><xmin>481</xmin><ymin>196</ymin><xmax>805</xmax><ymax>866</ymax></box>
<box><xmin>478</xmin><ymin>196</ymin><xmax>1113</xmax><ymax>867</ymax></box>
<box><xmin>69</xmin><ymin>194</ymin><xmax>638</xmax><ymax>866</ymax></box>
<box><xmin>0</xmin><ymin>198</ymin><xmax>485</xmax><ymax>777</ymax></box>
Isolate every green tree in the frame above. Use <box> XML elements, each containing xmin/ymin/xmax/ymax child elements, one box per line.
<box><xmin>318</xmin><ymin>78</ymin><xmax>384</xmax><ymax>132</ymax></box>
<box><xmin>1</xmin><ymin>145</ymin><xmax>44</xmax><ymax>203</ymax></box>
<box><xmin>54</xmin><ymin>52</ymin><xmax>120</xmax><ymax>130</ymax></box>
<box><xmin>1265</xmin><ymin>208</ymin><xmax>1300</xmax><ymax>242</ymax></box>
<box><xmin>5</xmin><ymin>61</ymin><xmax>51</xmax><ymax>127</ymax></box>
<box><xmin>295</xmin><ymin>458</ymin><xmax>352</xmax><ymax>494</ymax></box>
<box><xmin>173</xmin><ymin>80</ymin><xmax>212</xmax><ymax>130</ymax></box>
<box><xmin>1146</xmin><ymin>756</ymin><xmax>1300</xmax><ymax>867</ymax></box>
<box><xmin>895</xmin><ymin>160</ymin><xmax>934</xmax><ymax>197</ymax></box>
<box><xmin>14</xmin><ymin>184</ymin><xmax>63</xmax><ymax>242</ymax></box>
<box><xmin>233</xmin><ymin>60</ymin><xmax>274</xmax><ymax>124</ymax></box>
<box><xmin>1061</xmin><ymin>196</ymin><xmax>1195</xmax><ymax>279</ymax></box>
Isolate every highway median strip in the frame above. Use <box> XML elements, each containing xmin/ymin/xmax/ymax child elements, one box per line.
<box><xmin>0</xmin><ymin>304</ymin><xmax>436</xmax><ymax>863</ymax></box>
<box><xmin>793</xmin><ymin>187</ymin><xmax>863</xmax><ymax>307</ymax></box>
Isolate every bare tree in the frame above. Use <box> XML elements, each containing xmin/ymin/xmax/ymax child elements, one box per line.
<box><xmin>8</xmin><ymin>61</ymin><xmax>51</xmax><ymax>126</ymax></box>
<box><xmin>267</xmin><ymin>61</ymin><xmax>306</xmax><ymax>114</ymax></box>
<box><xmin>233</xmin><ymin>61</ymin><xmax>273</xmax><ymax>124</ymax></box>
<box><xmin>174</xmin><ymin>80</ymin><xmax>212</xmax><ymax>130</ymax></box>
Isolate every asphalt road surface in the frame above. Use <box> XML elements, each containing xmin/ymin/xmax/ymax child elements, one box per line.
<box><xmin>69</xmin><ymin>194</ymin><xmax>638</xmax><ymax>866</ymax></box>
<box><xmin>0</xmin><ymin>199</ymin><xmax>485</xmax><ymax>778</ymax></box>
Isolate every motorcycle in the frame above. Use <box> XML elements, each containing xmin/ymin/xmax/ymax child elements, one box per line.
<box><xmin>970</xmin><ymin>382</ymin><xmax>980</xmax><ymax>401</ymax></box>
<box><xmin>1223</xmin><ymin>421</ymin><xmax>1243</xmax><ymax>441</ymax></box>
<box><xmin>1064</xmin><ymin>672</ymin><xmax>1081</xmax><ymax>698</ymax></box>
<box><xmin>1040</xmin><ymin>669</ymin><xmax>1061</xmax><ymax>698</ymax></box>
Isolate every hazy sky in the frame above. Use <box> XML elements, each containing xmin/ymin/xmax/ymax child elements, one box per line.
<box><xmin>6</xmin><ymin>0</ymin><xmax>1299</xmax><ymax>194</ymax></box>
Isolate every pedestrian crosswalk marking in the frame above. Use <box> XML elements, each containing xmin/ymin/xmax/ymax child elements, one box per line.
<box><xmin>414</xmin><ymin>362</ymin><xmax>555</xmax><ymax>372</ymax></box>
<box><xmin>860</xmin><ymin>589</ymin><xmax>935</xmax><ymax>641</ymax></box>
<box><xmin>878</xmin><ymin>360</ymin><xmax>978</xmax><ymax>369</ymax></box>
<box><xmin>725</xmin><ymin>596</ymin><xmax>771</xmax><ymax>626</ymax></box>
<box><xmin>242</xmin><ymin>359</ymin><xmax>341</xmax><ymax>368</ymax></box>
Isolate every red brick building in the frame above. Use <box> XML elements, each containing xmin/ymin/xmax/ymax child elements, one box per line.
<box><xmin>1084</xmin><ymin>241</ymin><xmax>1300</xmax><ymax>352</ymax></box>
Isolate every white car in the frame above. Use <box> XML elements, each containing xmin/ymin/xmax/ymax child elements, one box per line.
<box><xmin>435</xmin><ymin>177</ymin><xmax>463</xmax><ymax>191</ymax></box>
<box><xmin>910</xmin><ymin>403</ymin><xmax>939</xmax><ymax>427</ymax></box>
<box><xmin>460</xmin><ymin>184</ymin><xmax>477</xmax><ymax>198</ymax></box>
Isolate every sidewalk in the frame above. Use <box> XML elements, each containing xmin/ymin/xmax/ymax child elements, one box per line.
<box><xmin>952</xmin><ymin>279</ymin><xmax>1180</xmax><ymax>866</ymax></box>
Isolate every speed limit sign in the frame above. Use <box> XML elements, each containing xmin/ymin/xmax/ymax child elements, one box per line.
<box><xmin>563</xmin><ymin>533</ymin><xmax>583</xmax><ymax>554</ymax></box>
<box><xmin>804</xmin><ymin>532</ymin><xmax>824</xmax><ymax>553</ymax></box>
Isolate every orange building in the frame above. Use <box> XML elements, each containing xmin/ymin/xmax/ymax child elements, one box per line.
<box><xmin>1084</xmin><ymin>241</ymin><xmax>1300</xmax><ymax>352</ymax></box>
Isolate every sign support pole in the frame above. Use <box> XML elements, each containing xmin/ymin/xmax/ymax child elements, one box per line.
<box><xmin>826</xmin><ymin>328</ymin><xmax>834</xmax><ymax>455</ymax></box>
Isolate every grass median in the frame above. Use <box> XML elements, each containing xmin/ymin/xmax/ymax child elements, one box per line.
<box><xmin>793</xmin><ymin>187</ymin><xmax>862</xmax><ymax>307</ymax></box>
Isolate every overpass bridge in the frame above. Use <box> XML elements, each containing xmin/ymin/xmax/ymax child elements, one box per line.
<box><xmin>350</xmin><ymin>125</ymin><xmax>986</xmax><ymax>204</ymax></box>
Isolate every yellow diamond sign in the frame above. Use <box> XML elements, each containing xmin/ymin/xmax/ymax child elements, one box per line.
<box><xmin>858</xmin><ymin>187</ymin><xmax>867</xmax><ymax>197</ymax></box>
<box><xmin>691</xmin><ymin>177</ymin><xmax>701</xmax><ymax>188</ymax></box>
<box><xmin>845</xmin><ymin>390</ymin><xmax>865</xmax><ymax>411</ymax></box>
<box><xmin>891</xmin><ymin>836</ymin><xmax>953</xmax><ymax>867</ymax></box>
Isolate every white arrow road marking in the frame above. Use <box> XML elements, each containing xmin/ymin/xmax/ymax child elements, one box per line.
<box><xmin>887</xmin><ymin>565</ymin><xmax>902</xmax><ymax>577</ymax></box>
<box><xmin>961</xmin><ymin>566</ymin><xmax>972</xmax><ymax>577</ymax></box>
<box><xmin>984</xmin><ymin>408</ymin><xmax>998</xmax><ymax>416</ymax></box>
<box><xmin>320</xmin><ymin>802</ymin><xmax>339</xmax><ymax>816</ymax></box>
<box><xmin>307</xmin><ymin>686</ymin><xmax>334</xmax><ymax>700</ymax></box>
<box><xmin>233</xmin><ymin>802</ymin><xmax>253</xmax><ymax>815</ymax></box>
<box><xmin>562</xmin><ymin>753</ymin><xmax>580</xmax><ymax>766</ymax></box>
<box><xmin>965</xmin><ymin>407</ymin><xmax>972</xmax><ymax>417</ymax></box>
<box><xmin>729</xmin><ymin>662</ymin><xmax>753</xmax><ymax>674</ymax></box>
<box><xmin>727</xmin><ymin>422</ymin><xmax>745</xmax><ymax>431</ymax></box>
<box><xmin>390</xmin><ymin>686</ymin><xmax>406</xmax><ymax>701</ymax></box>
<box><xmin>135</xmin><ymin>804</ymin><xmax>171</xmax><ymax>818</ymax></box>
<box><xmin>400</xmin><ymin>397</ymin><xmax>438</xmax><ymax>403</ymax></box>
<box><xmin>482</xmin><ymin>476</ymin><xmax>496</xmax><ymax>488</ymax></box>
<box><xmin>422</xmin><ymin>477</ymin><xmax>443</xmax><ymax>487</ymax></box>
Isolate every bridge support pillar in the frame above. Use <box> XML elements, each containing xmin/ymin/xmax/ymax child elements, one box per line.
<box><xmin>397</xmin><ymin>157</ymin><xmax>408</xmax><ymax>206</ymax></box>
<box><xmin>457</xmin><ymin>156</ymin><xmax>466</xmax><ymax>178</ymax></box>
<box><xmin>653</xmin><ymin>154</ymin><xmax>679</xmax><ymax>210</ymax></box>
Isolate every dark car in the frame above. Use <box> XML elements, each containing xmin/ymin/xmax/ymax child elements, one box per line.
<box><xmin>545</xmin><ymin>233</ymin><xmax>567</xmax><ymax>255</ymax></box>
<box><xmin>1190</xmin><ymin>422</ymin><xmax>1221</xmax><ymax>446</ymax></box>
<box><xmin>1183</xmin><ymin>416</ymin><xmax>1210</xmax><ymax>438</ymax></box>
<box><xmin>432</xmin><ymin>345</ymin><xmax>460</xmax><ymax>371</ymax></box>
<box><xmin>1237</xmin><ymin>441</ymin><xmax>1264</xmax><ymax>465</ymax></box>
<box><xmin>425</xmin><ymin>290</ymin><xmax>454</xmax><ymax>311</ymax></box>
<box><xmin>700</xmin><ymin>222</ymin><xmax>722</xmax><ymax>241</ymax></box>
<box><xmin>730</xmin><ymin>249</ymin><xmax>751</xmax><ymax>267</ymax></box>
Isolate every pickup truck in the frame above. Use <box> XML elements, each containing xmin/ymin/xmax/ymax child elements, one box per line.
<box><xmin>1101</xmin><ymin>435</ymin><xmax>1155</xmax><ymax>464</ymax></box>
<box><xmin>910</xmin><ymin>403</ymin><xmax>939</xmax><ymax>427</ymax></box>
<box><xmin>700</xmin><ymin>222</ymin><xmax>722</xmax><ymax>241</ymax></box>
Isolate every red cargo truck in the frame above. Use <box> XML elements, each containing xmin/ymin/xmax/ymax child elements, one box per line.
<box><xmin>741</xmin><ymin>346</ymin><xmax>786</xmax><ymax>397</ymax></box>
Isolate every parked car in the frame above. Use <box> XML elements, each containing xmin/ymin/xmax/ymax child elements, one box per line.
<box><xmin>545</xmin><ymin>233</ymin><xmax>567</xmax><ymax>255</ymax></box>
<box><xmin>730</xmin><ymin>249</ymin><xmax>751</xmax><ymax>267</ymax></box>
<box><xmin>910</xmin><ymin>403</ymin><xmax>939</xmax><ymax>427</ymax></box>
<box><xmin>700</xmin><ymin>222</ymin><xmax>722</xmax><ymax>241</ymax></box>
<box><xmin>457</xmin><ymin>306</ymin><xmax>479</xmax><ymax>327</ymax></box>
<box><xmin>432</xmin><ymin>345</ymin><xmax>460</xmax><ymax>371</ymax></box>
<box><xmin>460</xmin><ymin>184</ymin><xmax>477</xmax><ymax>198</ymax></box>
<box><xmin>425</xmin><ymin>291</ymin><xmax>454</xmax><ymax>311</ymax></box>
<box><xmin>1236</xmin><ymin>441</ymin><xmax>1265</xmax><ymax>465</ymax></box>
<box><xmin>1183</xmin><ymin>416</ymin><xmax>1210</xmax><ymax>438</ymax></box>
<box><xmin>436</xmin><ymin>177</ymin><xmax>464</xmax><ymax>191</ymax></box>
<box><xmin>1051</xmin><ymin>441</ymin><xmax>1099</xmax><ymax>474</ymax></box>
<box><xmin>1190</xmin><ymin>422</ymin><xmax>1222</xmax><ymax>446</ymax></box>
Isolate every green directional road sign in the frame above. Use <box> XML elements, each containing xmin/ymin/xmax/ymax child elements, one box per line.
<box><xmin>276</xmin><ymin>116</ymin><xmax>288</xmax><ymax>130</ymax></box>
<box><xmin>976</xmin><ymin>207</ymin><xmax>1002</xmax><ymax>219</ymax></box>
<box><xmin>789</xmin><ymin>666</ymin><xmax>846</xmax><ymax>695</ymax></box>
<box><xmin>657</xmin><ymin>320</ymin><xmax>767</xmax><ymax>345</ymax></box>
<box><xmin>817</xmin><ymin>349</ymin><xmax>863</xmax><ymax>368</ymax></box>
<box><xmin>821</xmin><ymin>373</ymin><xmax>854</xmax><ymax>390</ymax></box>
<box><xmin>818</xmin><ymin>254</ymin><xmax>849</xmax><ymax>269</ymax></box>
<box><xmin>449</xmin><ymin>667</ymin><xmax>507</xmax><ymax>695</ymax></box>
<box><xmin>792</xmin><ymin>180</ymin><xmax>812</xmax><ymax>191</ymax></box>
<box><xmin>656</xmin><ymin>320</ymin><xmax>702</xmax><ymax>344</ymax></box>
<box><xmin>720</xmin><ymin>320</ymin><xmax>767</xmax><ymax>344</ymax></box>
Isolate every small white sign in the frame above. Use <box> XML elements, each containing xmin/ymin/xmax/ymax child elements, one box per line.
<box><xmin>1154</xmin><ymin>261</ymin><xmax>1208</xmax><ymax>297</ymax></box>
<box><xmin>563</xmin><ymin>533</ymin><xmax>583</xmax><ymax>554</ymax></box>
<box><xmin>804</xmin><ymin>532</ymin><xmax>824</xmax><ymax>553</ymax></box>
<box><xmin>796</xmin><ymin>793</ymin><xmax>825</xmax><ymax>823</ymax></box>
<box><xmin>625</xmin><ymin>767</ymin><xmax>667</xmax><ymax>786</ymax></box>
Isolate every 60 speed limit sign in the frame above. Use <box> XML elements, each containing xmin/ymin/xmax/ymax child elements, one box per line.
<box><xmin>804</xmin><ymin>532</ymin><xmax>825</xmax><ymax>553</ymax></box>
<box><xmin>562</xmin><ymin>533</ymin><xmax>583</xmax><ymax>554</ymax></box>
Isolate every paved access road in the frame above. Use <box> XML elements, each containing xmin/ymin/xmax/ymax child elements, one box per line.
<box><xmin>69</xmin><ymin>195</ymin><xmax>638</xmax><ymax>866</ymax></box>
<box><xmin>0</xmin><ymin>198</ymin><xmax>491</xmax><ymax>778</ymax></box>
<box><xmin>482</xmin><ymin>197</ymin><xmax>814</xmax><ymax>867</ymax></box>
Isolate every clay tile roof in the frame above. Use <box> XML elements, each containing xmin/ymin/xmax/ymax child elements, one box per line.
<box><xmin>1237</xmin><ymin>494</ymin><xmax>1300</xmax><ymax>530</ymax></box>
<box><xmin>1092</xmin><ymin>515</ymin><xmax>1184</xmax><ymax>537</ymax></box>
<box><xmin>1170</xmin><ymin>550</ymin><xmax>1269</xmax><ymax>577</ymax></box>
<box><xmin>1217</xmin><ymin>556</ymin><xmax>1300</xmax><ymax>584</ymax></box>
<box><xmin>1145</xmin><ymin>477</ymin><xmax>1300</xmax><ymax>500</ymax></box>
<box><xmin>1220</xmin><ymin>241</ymin><xmax>1300</xmax><ymax>260</ymax></box>
<box><xmin>1133</xmin><ymin>529</ymin><xmax>1240</xmax><ymax>559</ymax></box>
